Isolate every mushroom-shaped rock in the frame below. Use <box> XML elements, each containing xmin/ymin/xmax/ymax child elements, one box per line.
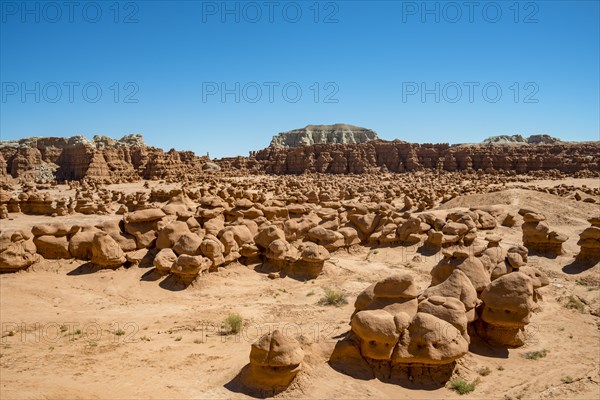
<box><xmin>354</xmin><ymin>283</ymin><xmax>376</xmax><ymax>313</ymax></box>
<box><xmin>200</xmin><ymin>234</ymin><xmax>226</xmax><ymax>267</ymax></box>
<box><xmin>306</xmin><ymin>226</ymin><xmax>345</xmax><ymax>250</ymax></box>
<box><xmin>33</xmin><ymin>235</ymin><xmax>71</xmax><ymax>259</ymax></box>
<box><xmin>576</xmin><ymin>218</ymin><xmax>600</xmax><ymax>262</ymax></box>
<box><xmin>420</xmin><ymin>269</ymin><xmax>478</xmax><ymax>322</ymax></box>
<box><xmin>153</xmin><ymin>248</ymin><xmax>178</xmax><ymax>274</ymax></box>
<box><xmin>0</xmin><ymin>230</ymin><xmax>37</xmax><ymax>272</ymax></box>
<box><xmin>254</xmin><ymin>225</ymin><xmax>286</xmax><ymax>250</ymax></box>
<box><xmin>291</xmin><ymin>242</ymin><xmax>329</xmax><ymax>279</ymax></box>
<box><xmin>69</xmin><ymin>226</ymin><xmax>102</xmax><ymax>260</ymax></box>
<box><xmin>363</xmin><ymin>273</ymin><xmax>419</xmax><ymax>317</ymax></box>
<box><xmin>91</xmin><ymin>232</ymin><xmax>126</xmax><ymax>268</ymax></box>
<box><xmin>95</xmin><ymin>220</ymin><xmax>137</xmax><ymax>252</ymax></box>
<box><xmin>431</xmin><ymin>253</ymin><xmax>490</xmax><ymax>292</ymax></box>
<box><xmin>477</xmin><ymin>271</ymin><xmax>535</xmax><ymax>347</ymax></box>
<box><xmin>351</xmin><ymin>309</ymin><xmax>400</xmax><ymax>360</ymax></box>
<box><xmin>156</xmin><ymin>221</ymin><xmax>191</xmax><ymax>250</ymax></box>
<box><xmin>373</xmin><ymin>273</ymin><xmax>419</xmax><ymax>299</ymax></box>
<box><xmin>242</xmin><ymin>330</ymin><xmax>304</xmax><ymax>393</ymax></box>
<box><xmin>392</xmin><ymin>312</ymin><xmax>468</xmax><ymax>365</ymax></box>
<box><xmin>522</xmin><ymin>212</ymin><xmax>568</xmax><ymax>256</ymax></box>
<box><xmin>417</xmin><ymin>296</ymin><xmax>469</xmax><ymax>340</ymax></box>
<box><xmin>125</xmin><ymin>208</ymin><xmax>166</xmax><ymax>223</ymax></box>
<box><xmin>397</xmin><ymin>217</ymin><xmax>423</xmax><ymax>244</ymax></box>
<box><xmin>170</xmin><ymin>254</ymin><xmax>211</xmax><ymax>278</ymax></box>
<box><xmin>172</xmin><ymin>232</ymin><xmax>203</xmax><ymax>256</ymax></box>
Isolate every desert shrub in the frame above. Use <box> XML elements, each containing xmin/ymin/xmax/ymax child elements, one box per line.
<box><xmin>522</xmin><ymin>349</ymin><xmax>548</xmax><ymax>360</ymax></box>
<box><xmin>318</xmin><ymin>288</ymin><xmax>348</xmax><ymax>306</ymax></box>
<box><xmin>449</xmin><ymin>378</ymin><xmax>476</xmax><ymax>394</ymax></box>
<box><xmin>223</xmin><ymin>312</ymin><xmax>243</xmax><ymax>334</ymax></box>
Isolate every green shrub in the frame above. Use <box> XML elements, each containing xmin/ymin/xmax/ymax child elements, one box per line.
<box><xmin>564</xmin><ymin>295</ymin><xmax>585</xmax><ymax>313</ymax></box>
<box><xmin>522</xmin><ymin>349</ymin><xmax>548</xmax><ymax>360</ymax></box>
<box><xmin>223</xmin><ymin>312</ymin><xmax>243</xmax><ymax>334</ymax></box>
<box><xmin>449</xmin><ymin>378</ymin><xmax>476</xmax><ymax>394</ymax></box>
<box><xmin>561</xmin><ymin>376</ymin><xmax>574</xmax><ymax>384</ymax></box>
<box><xmin>317</xmin><ymin>288</ymin><xmax>348</xmax><ymax>306</ymax></box>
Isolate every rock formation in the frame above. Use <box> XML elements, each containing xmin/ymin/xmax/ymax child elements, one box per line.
<box><xmin>332</xmin><ymin>273</ymin><xmax>469</xmax><ymax>385</ymax></box>
<box><xmin>476</xmin><ymin>272</ymin><xmax>535</xmax><ymax>347</ymax></box>
<box><xmin>269</xmin><ymin>124</ymin><xmax>378</xmax><ymax>148</ymax></box>
<box><xmin>0</xmin><ymin>134</ymin><xmax>210</xmax><ymax>183</ymax></box>
<box><xmin>521</xmin><ymin>211</ymin><xmax>568</xmax><ymax>256</ymax></box>
<box><xmin>240</xmin><ymin>330</ymin><xmax>304</xmax><ymax>396</ymax></box>
<box><xmin>482</xmin><ymin>134</ymin><xmax>561</xmax><ymax>145</ymax></box>
<box><xmin>576</xmin><ymin>217</ymin><xmax>600</xmax><ymax>262</ymax></box>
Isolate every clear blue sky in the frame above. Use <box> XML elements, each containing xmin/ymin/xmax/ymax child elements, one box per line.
<box><xmin>1</xmin><ymin>0</ymin><xmax>599</xmax><ymax>157</ymax></box>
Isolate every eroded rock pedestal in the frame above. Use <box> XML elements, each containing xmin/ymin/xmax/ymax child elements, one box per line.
<box><xmin>239</xmin><ymin>330</ymin><xmax>304</xmax><ymax>396</ymax></box>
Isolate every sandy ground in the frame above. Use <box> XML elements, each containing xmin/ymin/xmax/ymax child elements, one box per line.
<box><xmin>1</xmin><ymin>180</ymin><xmax>599</xmax><ymax>399</ymax></box>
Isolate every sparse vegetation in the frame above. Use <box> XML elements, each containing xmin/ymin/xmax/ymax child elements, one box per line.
<box><xmin>449</xmin><ymin>378</ymin><xmax>477</xmax><ymax>394</ymax></box>
<box><xmin>59</xmin><ymin>325</ymin><xmax>68</xmax><ymax>333</ymax></box>
<box><xmin>306</xmin><ymin>290</ymin><xmax>315</xmax><ymax>296</ymax></box>
<box><xmin>140</xmin><ymin>336</ymin><xmax>151</xmax><ymax>342</ymax></box>
<box><xmin>114</xmin><ymin>329</ymin><xmax>126</xmax><ymax>336</ymax></box>
<box><xmin>74</xmin><ymin>329</ymin><xmax>82</xmax><ymax>335</ymax></box>
<box><xmin>193</xmin><ymin>339</ymin><xmax>203</xmax><ymax>344</ymax></box>
<box><xmin>477</xmin><ymin>366</ymin><xmax>491</xmax><ymax>376</ymax></box>
<box><xmin>522</xmin><ymin>349</ymin><xmax>548</xmax><ymax>360</ymax></box>
<box><xmin>317</xmin><ymin>288</ymin><xmax>348</xmax><ymax>306</ymax></box>
<box><xmin>223</xmin><ymin>312</ymin><xmax>243</xmax><ymax>334</ymax></box>
<box><xmin>402</xmin><ymin>262</ymin><xmax>415</xmax><ymax>269</ymax></box>
<box><xmin>497</xmin><ymin>365</ymin><xmax>505</xmax><ymax>371</ymax></box>
<box><xmin>174</xmin><ymin>336</ymin><xmax>182</xmax><ymax>341</ymax></box>
<box><xmin>564</xmin><ymin>295</ymin><xmax>585</xmax><ymax>313</ymax></box>
<box><xmin>561</xmin><ymin>376</ymin><xmax>574</xmax><ymax>384</ymax></box>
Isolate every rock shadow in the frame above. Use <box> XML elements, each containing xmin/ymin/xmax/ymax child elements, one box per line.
<box><xmin>140</xmin><ymin>268</ymin><xmax>164</xmax><ymax>282</ymax></box>
<box><xmin>224</xmin><ymin>364</ymin><xmax>289</xmax><ymax>399</ymax></box>
<box><xmin>67</xmin><ymin>262</ymin><xmax>103</xmax><ymax>275</ymax></box>
<box><xmin>467</xmin><ymin>332</ymin><xmax>509</xmax><ymax>358</ymax></box>
<box><xmin>158</xmin><ymin>274</ymin><xmax>193</xmax><ymax>291</ymax></box>
<box><xmin>562</xmin><ymin>258</ymin><xmax>599</xmax><ymax>274</ymax></box>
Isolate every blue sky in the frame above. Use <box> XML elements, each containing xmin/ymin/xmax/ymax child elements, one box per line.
<box><xmin>1</xmin><ymin>0</ymin><xmax>599</xmax><ymax>157</ymax></box>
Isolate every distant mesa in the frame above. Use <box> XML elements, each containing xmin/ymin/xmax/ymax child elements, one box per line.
<box><xmin>482</xmin><ymin>134</ymin><xmax>561</xmax><ymax>145</ymax></box>
<box><xmin>269</xmin><ymin>124</ymin><xmax>379</xmax><ymax>148</ymax></box>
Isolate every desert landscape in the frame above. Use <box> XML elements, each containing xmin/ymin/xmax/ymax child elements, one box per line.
<box><xmin>0</xmin><ymin>125</ymin><xmax>598</xmax><ymax>399</ymax></box>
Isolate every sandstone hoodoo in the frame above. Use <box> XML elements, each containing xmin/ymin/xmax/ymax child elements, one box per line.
<box><xmin>332</xmin><ymin>272</ymin><xmax>470</xmax><ymax>386</ymax></box>
<box><xmin>239</xmin><ymin>330</ymin><xmax>305</xmax><ymax>396</ymax></box>
<box><xmin>576</xmin><ymin>217</ymin><xmax>600</xmax><ymax>262</ymax></box>
<box><xmin>269</xmin><ymin>124</ymin><xmax>379</xmax><ymax>148</ymax></box>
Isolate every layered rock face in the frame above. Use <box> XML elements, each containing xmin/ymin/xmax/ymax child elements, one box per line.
<box><xmin>269</xmin><ymin>124</ymin><xmax>378</xmax><ymax>148</ymax></box>
<box><xmin>0</xmin><ymin>134</ymin><xmax>209</xmax><ymax>183</ymax></box>
<box><xmin>252</xmin><ymin>140</ymin><xmax>599</xmax><ymax>175</ymax></box>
